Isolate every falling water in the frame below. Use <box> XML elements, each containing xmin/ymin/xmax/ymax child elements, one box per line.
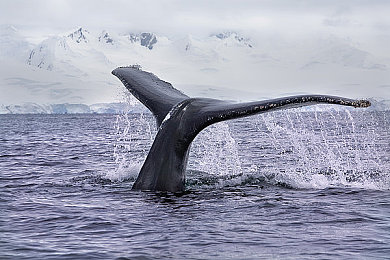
<box><xmin>189</xmin><ymin>122</ymin><xmax>242</xmax><ymax>176</ymax></box>
<box><xmin>247</xmin><ymin>108</ymin><xmax>389</xmax><ymax>190</ymax></box>
<box><xmin>105</xmin><ymin>93</ymin><xmax>156</xmax><ymax>182</ymax></box>
<box><xmin>107</xmin><ymin>98</ymin><xmax>389</xmax><ymax>190</ymax></box>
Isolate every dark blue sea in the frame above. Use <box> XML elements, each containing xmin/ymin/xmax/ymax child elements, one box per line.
<box><xmin>1</xmin><ymin>110</ymin><xmax>389</xmax><ymax>259</ymax></box>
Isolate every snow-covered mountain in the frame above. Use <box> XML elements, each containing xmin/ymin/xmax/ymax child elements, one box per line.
<box><xmin>0</xmin><ymin>25</ymin><xmax>33</xmax><ymax>61</ymax></box>
<box><xmin>0</xmin><ymin>25</ymin><xmax>389</xmax><ymax>110</ymax></box>
<box><xmin>128</xmin><ymin>32</ymin><xmax>158</xmax><ymax>49</ymax></box>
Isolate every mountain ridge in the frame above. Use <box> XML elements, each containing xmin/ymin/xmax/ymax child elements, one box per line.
<box><xmin>1</xmin><ymin>25</ymin><xmax>389</xmax><ymax>106</ymax></box>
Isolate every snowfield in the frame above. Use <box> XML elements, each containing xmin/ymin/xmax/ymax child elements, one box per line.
<box><xmin>0</xmin><ymin>25</ymin><xmax>389</xmax><ymax>112</ymax></box>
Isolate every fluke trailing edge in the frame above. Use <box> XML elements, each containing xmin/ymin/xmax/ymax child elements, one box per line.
<box><xmin>112</xmin><ymin>66</ymin><xmax>370</xmax><ymax>192</ymax></box>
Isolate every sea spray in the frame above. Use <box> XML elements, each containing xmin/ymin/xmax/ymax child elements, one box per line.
<box><xmin>107</xmin><ymin>95</ymin><xmax>388</xmax><ymax>190</ymax></box>
<box><xmin>106</xmin><ymin>92</ymin><xmax>156</xmax><ymax>182</ymax></box>
<box><xmin>189</xmin><ymin>122</ymin><xmax>242</xmax><ymax>178</ymax></box>
<box><xmin>250</xmin><ymin>109</ymin><xmax>389</xmax><ymax>190</ymax></box>
<box><xmin>108</xmin><ymin>91</ymin><xmax>244</xmax><ymax>184</ymax></box>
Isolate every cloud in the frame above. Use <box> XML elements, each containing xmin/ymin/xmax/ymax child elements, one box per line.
<box><xmin>1</xmin><ymin>0</ymin><xmax>389</xmax><ymax>104</ymax></box>
<box><xmin>1</xmin><ymin>0</ymin><xmax>389</xmax><ymax>37</ymax></box>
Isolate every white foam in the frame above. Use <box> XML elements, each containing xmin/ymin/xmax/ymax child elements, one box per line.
<box><xmin>105</xmin><ymin>161</ymin><xmax>142</xmax><ymax>182</ymax></box>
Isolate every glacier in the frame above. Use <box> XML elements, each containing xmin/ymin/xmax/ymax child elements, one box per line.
<box><xmin>0</xmin><ymin>102</ymin><xmax>148</xmax><ymax>114</ymax></box>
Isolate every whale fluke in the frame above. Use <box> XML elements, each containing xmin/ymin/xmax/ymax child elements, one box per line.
<box><xmin>112</xmin><ymin>67</ymin><xmax>189</xmax><ymax>126</ymax></box>
<box><xmin>112</xmin><ymin>66</ymin><xmax>370</xmax><ymax>192</ymax></box>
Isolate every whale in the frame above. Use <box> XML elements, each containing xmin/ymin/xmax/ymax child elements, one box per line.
<box><xmin>112</xmin><ymin>66</ymin><xmax>371</xmax><ymax>192</ymax></box>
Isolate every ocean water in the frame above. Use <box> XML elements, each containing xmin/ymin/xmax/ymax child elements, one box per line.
<box><xmin>1</xmin><ymin>110</ymin><xmax>389</xmax><ymax>259</ymax></box>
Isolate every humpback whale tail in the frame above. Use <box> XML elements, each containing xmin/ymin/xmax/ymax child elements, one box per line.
<box><xmin>112</xmin><ymin>66</ymin><xmax>370</xmax><ymax>192</ymax></box>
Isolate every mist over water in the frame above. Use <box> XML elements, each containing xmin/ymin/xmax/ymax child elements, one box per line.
<box><xmin>1</xmin><ymin>111</ymin><xmax>389</xmax><ymax>259</ymax></box>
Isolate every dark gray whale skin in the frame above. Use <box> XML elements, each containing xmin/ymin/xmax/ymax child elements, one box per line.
<box><xmin>112</xmin><ymin>66</ymin><xmax>370</xmax><ymax>192</ymax></box>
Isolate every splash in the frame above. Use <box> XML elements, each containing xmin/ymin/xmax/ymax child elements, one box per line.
<box><xmin>106</xmin><ymin>92</ymin><xmax>389</xmax><ymax>191</ymax></box>
<box><xmin>106</xmin><ymin>90</ymin><xmax>243</xmax><ymax>185</ymax></box>
<box><xmin>187</xmin><ymin>122</ymin><xmax>244</xmax><ymax>189</ymax></box>
<box><xmin>105</xmin><ymin>92</ymin><xmax>156</xmax><ymax>182</ymax></box>
<box><xmin>250</xmin><ymin>109</ymin><xmax>389</xmax><ymax>190</ymax></box>
<box><xmin>189</xmin><ymin>122</ymin><xmax>242</xmax><ymax>177</ymax></box>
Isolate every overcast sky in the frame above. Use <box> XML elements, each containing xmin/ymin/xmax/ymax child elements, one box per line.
<box><xmin>1</xmin><ymin>0</ymin><xmax>389</xmax><ymax>104</ymax></box>
<box><xmin>1</xmin><ymin>0</ymin><xmax>390</xmax><ymax>38</ymax></box>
